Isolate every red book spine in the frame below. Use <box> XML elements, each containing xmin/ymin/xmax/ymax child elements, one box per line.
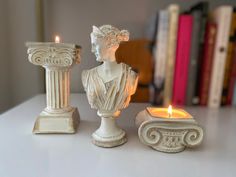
<box><xmin>199</xmin><ymin>22</ymin><xmax>217</xmax><ymax>105</ymax></box>
<box><xmin>227</xmin><ymin>41</ymin><xmax>236</xmax><ymax>104</ymax></box>
<box><xmin>172</xmin><ymin>15</ymin><xmax>193</xmax><ymax>106</ymax></box>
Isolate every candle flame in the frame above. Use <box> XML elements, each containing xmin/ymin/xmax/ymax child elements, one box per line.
<box><xmin>55</xmin><ymin>35</ymin><xmax>60</xmax><ymax>43</ymax></box>
<box><xmin>168</xmin><ymin>105</ymin><xmax>172</xmax><ymax>118</ymax></box>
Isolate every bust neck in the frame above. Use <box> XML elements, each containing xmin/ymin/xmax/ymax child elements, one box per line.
<box><xmin>97</xmin><ymin>61</ymin><xmax>122</xmax><ymax>83</ymax></box>
<box><xmin>103</xmin><ymin>60</ymin><xmax>117</xmax><ymax>72</ymax></box>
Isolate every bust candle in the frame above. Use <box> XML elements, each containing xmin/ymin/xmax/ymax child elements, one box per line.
<box><xmin>82</xmin><ymin>25</ymin><xmax>138</xmax><ymax>148</ymax></box>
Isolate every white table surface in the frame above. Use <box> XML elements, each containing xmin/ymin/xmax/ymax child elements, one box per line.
<box><xmin>0</xmin><ymin>94</ymin><xmax>236</xmax><ymax>177</ymax></box>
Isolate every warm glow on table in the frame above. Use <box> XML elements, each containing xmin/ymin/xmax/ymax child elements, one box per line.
<box><xmin>55</xmin><ymin>35</ymin><xmax>60</xmax><ymax>43</ymax></box>
<box><xmin>147</xmin><ymin>106</ymin><xmax>192</xmax><ymax>119</ymax></box>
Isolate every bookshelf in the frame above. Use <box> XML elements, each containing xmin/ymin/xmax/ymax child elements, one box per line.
<box><xmin>149</xmin><ymin>2</ymin><xmax>236</xmax><ymax>108</ymax></box>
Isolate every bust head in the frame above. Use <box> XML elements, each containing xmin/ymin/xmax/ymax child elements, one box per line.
<box><xmin>90</xmin><ymin>25</ymin><xmax>129</xmax><ymax>62</ymax></box>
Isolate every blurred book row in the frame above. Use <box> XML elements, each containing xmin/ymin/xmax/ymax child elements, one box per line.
<box><xmin>150</xmin><ymin>2</ymin><xmax>236</xmax><ymax>108</ymax></box>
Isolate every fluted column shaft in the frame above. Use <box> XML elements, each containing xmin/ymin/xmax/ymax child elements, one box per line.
<box><xmin>45</xmin><ymin>68</ymin><xmax>70</xmax><ymax>112</ymax></box>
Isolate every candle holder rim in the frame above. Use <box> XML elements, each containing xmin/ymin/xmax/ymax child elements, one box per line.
<box><xmin>25</xmin><ymin>42</ymin><xmax>81</xmax><ymax>49</ymax></box>
<box><xmin>146</xmin><ymin>107</ymin><xmax>193</xmax><ymax>119</ymax></box>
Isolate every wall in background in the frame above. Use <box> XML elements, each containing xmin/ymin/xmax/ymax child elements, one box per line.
<box><xmin>43</xmin><ymin>0</ymin><xmax>236</xmax><ymax>93</ymax></box>
<box><xmin>0</xmin><ymin>0</ymin><xmax>10</xmax><ymax>113</ymax></box>
<box><xmin>0</xmin><ymin>0</ymin><xmax>44</xmax><ymax>114</ymax></box>
<box><xmin>0</xmin><ymin>0</ymin><xmax>236</xmax><ymax>113</ymax></box>
<box><xmin>7</xmin><ymin>0</ymin><xmax>44</xmax><ymax>107</ymax></box>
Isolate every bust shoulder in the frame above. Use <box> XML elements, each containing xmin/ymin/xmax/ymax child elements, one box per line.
<box><xmin>81</xmin><ymin>67</ymin><xmax>98</xmax><ymax>90</ymax></box>
<box><xmin>120</xmin><ymin>62</ymin><xmax>138</xmax><ymax>78</ymax></box>
<box><xmin>130</xmin><ymin>68</ymin><xmax>138</xmax><ymax>78</ymax></box>
<box><xmin>120</xmin><ymin>63</ymin><xmax>138</xmax><ymax>94</ymax></box>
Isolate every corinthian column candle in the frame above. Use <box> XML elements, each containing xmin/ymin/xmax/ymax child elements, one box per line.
<box><xmin>26</xmin><ymin>37</ymin><xmax>81</xmax><ymax>134</ymax></box>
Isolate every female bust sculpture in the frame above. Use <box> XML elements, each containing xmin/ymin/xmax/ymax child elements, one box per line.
<box><xmin>82</xmin><ymin>25</ymin><xmax>138</xmax><ymax>147</ymax></box>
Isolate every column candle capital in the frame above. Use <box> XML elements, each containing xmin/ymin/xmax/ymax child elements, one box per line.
<box><xmin>26</xmin><ymin>42</ymin><xmax>81</xmax><ymax>68</ymax></box>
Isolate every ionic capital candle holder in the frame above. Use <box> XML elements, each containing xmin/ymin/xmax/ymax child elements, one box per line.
<box><xmin>135</xmin><ymin>107</ymin><xmax>203</xmax><ymax>153</ymax></box>
<box><xmin>26</xmin><ymin>42</ymin><xmax>81</xmax><ymax>134</ymax></box>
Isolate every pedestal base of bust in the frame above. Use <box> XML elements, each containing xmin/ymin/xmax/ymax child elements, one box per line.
<box><xmin>92</xmin><ymin>117</ymin><xmax>127</xmax><ymax>148</ymax></box>
<box><xmin>33</xmin><ymin>107</ymin><xmax>79</xmax><ymax>134</ymax></box>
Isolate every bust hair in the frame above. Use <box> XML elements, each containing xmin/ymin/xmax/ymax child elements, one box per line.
<box><xmin>91</xmin><ymin>25</ymin><xmax>129</xmax><ymax>47</ymax></box>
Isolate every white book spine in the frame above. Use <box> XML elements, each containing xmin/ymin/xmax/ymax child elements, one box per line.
<box><xmin>163</xmin><ymin>4</ymin><xmax>179</xmax><ymax>106</ymax></box>
<box><xmin>208</xmin><ymin>6</ymin><xmax>233</xmax><ymax>108</ymax></box>
<box><xmin>154</xmin><ymin>10</ymin><xmax>169</xmax><ymax>88</ymax></box>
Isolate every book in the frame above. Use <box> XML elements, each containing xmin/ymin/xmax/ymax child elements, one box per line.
<box><xmin>186</xmin><ymin>2</ymin><xmax>209</xmax><ymax>105</ymax></box>
<box><xmin>208</xmin><ymin>6</ymin><xmax>233</xmax><ymax>108</ymax></box>
<box><xmin>172</xmin><ymin>14</ymin><xmax>193</xmax><ymax>106</ymax></box>
<box><xmin>163</xmin><ymin>4</ymin><xmax>180</xmax><ymax>106</ymax></box>
<box><xmin>221</xmin><ymin>9</ymin><xmax>236</xmax><ymax>105</ymax></box>
<box><xmin>227</xmin><ymin>39</ymin><xmax>236</xmax><ymax>105</ymax></box>
<box><xmin>199</xmin><ymin>22</ymin><xmax>217</xmax><ymax>106</ymax></box>
<box><xmin>146</xmin><ymin>12</ymin><xmax>159</xmax><ymax>52</ymax></box>
<box><xmin>186</xmin><ymin>11</ymin><xmax>202</xmax><ymax>105</ymax></box>
<box><xmin>153</xmin><ymin>10</ymin><xmax>169</xmax><ymax>104</ymax></box>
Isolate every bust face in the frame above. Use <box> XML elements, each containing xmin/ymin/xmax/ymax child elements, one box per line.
<box><xmin>91</xmin><ymin>35</ymin><xmax>118</xmax><ymax>62</ymax></box>
<box><xmin>91</xmin><ymin>36</ymin><xmax>106</xmax><ymax>62</ymax></box>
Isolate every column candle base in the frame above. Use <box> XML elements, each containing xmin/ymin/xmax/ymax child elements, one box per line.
<box><xmin>33</xmin><ymin>107</ymin><xmax>79</xmax><ymax>134</ymax></box>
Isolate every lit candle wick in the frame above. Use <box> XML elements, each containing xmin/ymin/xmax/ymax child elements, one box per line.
<box><xmin>168</xmin><ymin>105</ymin><xmax>172</xmax><ymax>118</ymax></box>
<box><xmin>55</xmin><ymin>35</ymin><xmax>60</xmax><ymax>43</ymax></box>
